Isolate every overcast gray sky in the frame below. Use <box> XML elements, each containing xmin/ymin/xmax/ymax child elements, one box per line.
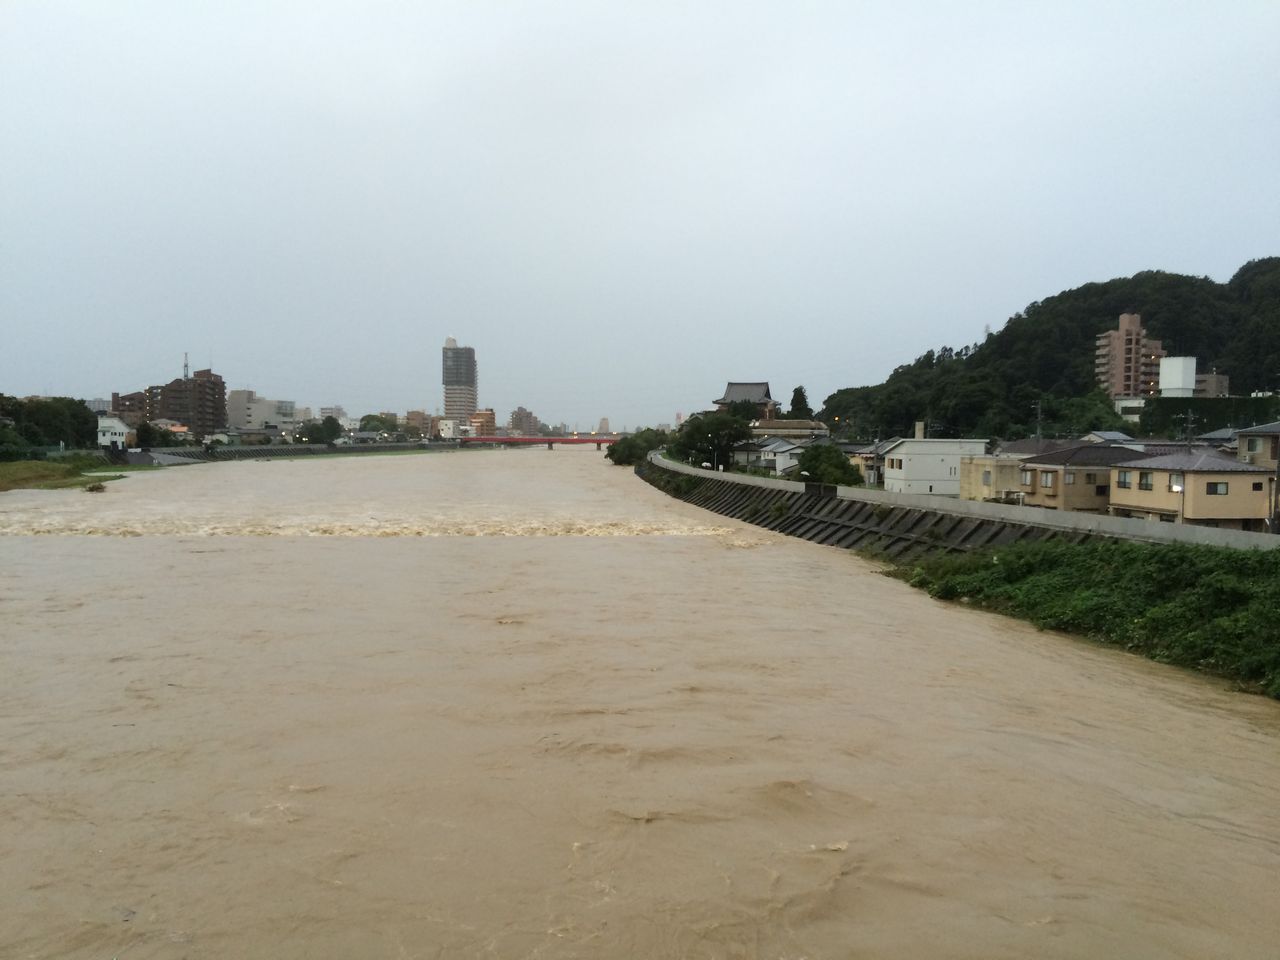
<box><xmin>3</xmin><ymin>2</ymin><xmax>1277</xmax><ymax>429</ymax></box>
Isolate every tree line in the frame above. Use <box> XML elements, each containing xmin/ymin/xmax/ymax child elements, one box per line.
<box><xmin>0</xmin><ymin>395</ymin><xmax>96</xmax><ymax>459</ymax></box>
<box><xmin>819</xmin><ymin>257</ymin><xmax>1280</xmax><ymax>440</ymax></box>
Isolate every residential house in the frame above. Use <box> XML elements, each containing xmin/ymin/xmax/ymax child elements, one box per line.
<box><xmin>732</xmin><ymin>436</ymin><xmax>808</xmax><ymax>476</ymax></box>
<box><xmin>882</xmin><ymin>438</ymin><xmax>988</xmax><ymax>496</ymax></box>
<box><xmin>848</xmin><ymin>437</ymin><xmax>900</xmax><ymax>487</ymax></box>
<box><xmin>1081</xmin><ymin>430</ymin><xmax>1135</xmax><ymax>444</ymax></box>
<box><xmin>96</xmin><ymin>415</ymin><xmax>133</xmax><ymax>450</ymax></box>
<box><xmin>1018</xmin><ymin>444</ymin><xmax>1153</xmax><ymax>512</ymax></box>
<box><xmin>959</xmin><ymin>439</ymin><xmax>1076</xmax><ymax>502</ymax></box>
<box><xmin>1109</xmin><ymin>451</ymin><xmax>1274</xmax><ymax>531</ymax></box>
<box><xmin>1236</xmin><ymin>420</ymin><xmax>1280</xmax><ymax>470</ymax></box>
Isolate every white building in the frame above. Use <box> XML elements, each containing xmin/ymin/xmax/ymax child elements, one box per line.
<box><xmin>228</xmin><ymin>389</ymin><xmax>299</xmax><ymax>432</ymax></box>
<box><xmin>882</xmin><ymin>438</ymin><xmax>989</xmax><ymax>496</ymax></box>
<box><xmin>1159</xmin><ymin>357</ymin><xmax>1197</xmax><ymax>398</ymax></box>
<box><xmin>96</xmin><ymin>415</ymin><xmax>131</xmax><ymax>449</ymax></box>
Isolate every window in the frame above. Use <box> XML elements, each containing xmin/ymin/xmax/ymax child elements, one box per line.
<box><xmin>982</xmin><ymin>469</ymin><xmax>992</xmax><ymax>485</ymax></box>
<box><xmin>1205</xmin><ymin>482</ymin><xmax>1228</xmax><ymax>495</ymax></box>
<box><xmin>1247</xmin><ymin>438</ymin><xmax>1260</xmax><ymax>453</ymax></box>
<box><xmin>1020</xmin><ymin>469</ymin><xmax>1034</xmax><ymax>486</ymax></box>
<box><xmin>1168</xmin><ymin>471</ymin><xmax>1184</xmax><ymax>492</ymax></box>
<box><xmin>1064</xmin><ymin>471</ymin><xmax>1076</xmax><ymax>485</ymax></box>
<box><xmin>1084</xmin><ymin>473</ymin><xmax>1097</xmax><ymax>484</ymax></box>
<box><xmin>1040</xmin><ymin>471</ymin><xmax>1055</xmax><ymax>488</ymax></box>
<box><xmin>1117</xmin><ymin>471</ymin><xmax>1131</xmax><ymax>489</ymax></box>
<box><xmin>1253</xmin><ymin>481</ymin><xmax>1264</xmax><ymax>492</ymax></box>
<box><xmin>1138</xmin><ymin>471</ymin><xmax>1153</xmax><ymax>491</ymax></box>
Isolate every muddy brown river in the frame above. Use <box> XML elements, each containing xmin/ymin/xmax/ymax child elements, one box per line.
<box><xmin>2</xmin><ymin>448</ymin><xmax>1278</xmax><ymax>958</ymax></box>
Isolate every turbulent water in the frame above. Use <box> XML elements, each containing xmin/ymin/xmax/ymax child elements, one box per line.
<box><xmin>2</xmin><ymin>448</ymin><xmax>1278</xmax><ymax>959</ymax></box>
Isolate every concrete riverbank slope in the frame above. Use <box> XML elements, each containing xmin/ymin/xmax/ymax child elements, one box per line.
<box><xmin>639</xmin><ymin>453</ymin><xmax>1280</xmax><ymax>557</ymax></box>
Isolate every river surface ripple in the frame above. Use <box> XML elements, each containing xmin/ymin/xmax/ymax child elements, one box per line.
<box><xmin>2</xmin><ymin>448</ymin><xmax>1278</xmax><ymax>959</ymax></box>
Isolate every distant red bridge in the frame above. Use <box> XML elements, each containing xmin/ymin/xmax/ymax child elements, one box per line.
<box><xmin>458</xmin><ymin>435</ymin><xmax>620</xmax><ymax>449</ymax></box>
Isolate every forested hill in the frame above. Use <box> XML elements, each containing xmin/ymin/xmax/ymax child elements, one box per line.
<box><xmin>819</xmin><ymin>257</ymin><xmax>1280</xmax><ymax>440</ymax></box>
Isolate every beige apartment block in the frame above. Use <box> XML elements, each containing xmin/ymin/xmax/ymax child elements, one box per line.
<box><xmin>960</xmin><ymin>455</ymin><xmax>1024</xmax><ymax>502</ymax></box>
<box><xmin>1109</xmin><ymin>452</ymin><xmax>1274</xmax><ymax>531</ymax></box>
<box><xmin>469</xmin><ymin>408</ymin><xmax>497</xmax><ymax>435</ymax></box>
<box><xmin>1095</xmin><ymin>313</ymin><xmax>1165</xmax><ymax>399</ymax></box>
<box><xmin>1236</xmin><ymin>420</ymin><xmax>1280</xmax><ymax>471</ymax></box>
<box><xmin>959</xmin><ymin>440</ymin><xmax>1076</xmax><ymax>502</ymax></box>
<box><xmin>1018</xmin><ymin>445</ymin><xmax>1149</xmax><ymax>512</ymax></box>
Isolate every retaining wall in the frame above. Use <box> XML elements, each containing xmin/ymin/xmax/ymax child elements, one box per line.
<box><xmin>642</xmin><ymin>453</ymin><xmax>1280</xmax><ymax>556</ymax></box>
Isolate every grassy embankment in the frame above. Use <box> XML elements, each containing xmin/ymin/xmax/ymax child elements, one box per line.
<box><xmin>896</xmin><ymin>539</ymin><xmax>1280</xmax><ymax>698</ymax></box>
<box><xmin>0</xmin><ymin>456</ymin><xmax>145</xmax><ymax>492</ymax></box>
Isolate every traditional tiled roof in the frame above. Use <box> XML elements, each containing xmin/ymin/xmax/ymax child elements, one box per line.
<box><xmin>714</xmin><ymin>382</ymin><xmax>772</xmax><ymax>405</ymax></box>
<box><xmin>1083</xmin><ymin>430</ymin><xmax>1135</xmax><ymax>442</ymax></box>
<box><xmin>1022</xmin><ymin>444</ymin><xmax>1152</xmax><ymax>467</ymax></box>
<box><xmin>1112</xmin><ymin>451</ymin><xmax>1270</xmax><ymax>472</ymax></box>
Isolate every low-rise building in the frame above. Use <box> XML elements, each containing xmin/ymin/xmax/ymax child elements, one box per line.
<box><xmin>882</xmin><ymin>438</ymin><xmax>988</xmax><ymax>496</ymax></box>
<box><xmin>847</xmin><ymin>437</ymin><xmax>903</xmax><ymax>487</ymax></box>
<box><xmin>1236</xmin><ymin>420</ymin><xmax>1280</xmax><ymax>470</ymax></box>
<box><xmin>96</xmin><ymin>415</ymin><xmax>133</xmax><ymax>450</ymax></box>
<box><xmin>732</xmin><ymin>436</ymin><xmax>808</xmax><ymax>476</ymax></box>
<box><xmin>1109</xmin><ymin>451</ymin><xmax>1274</xmax><ymax>530</ymax></box>
<box><xmin>960</xmin><ymin>439</ymin><xmax>1077</xmax><ymax>502</ymax></box>
<box><xmin>1018</xmin><ymin>445</ymin><xmax>1152</xmax><ymax>512</ymax></box>
<box><xmin>750</xmin><ymin>419</ymin><xmax>829</xmax><ymax>440</ymax></box>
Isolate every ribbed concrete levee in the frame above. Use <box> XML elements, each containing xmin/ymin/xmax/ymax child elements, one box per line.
<box><xmin>637</xmin><ymin>455</ymin><xmax>1280</xmax><ymax>556</ymax></box>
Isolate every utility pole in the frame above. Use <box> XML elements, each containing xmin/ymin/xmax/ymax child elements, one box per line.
<box><xmin>1181</xmin><ymin>408</ymin><xmax>1197</xmax><ymax>445</ymax></box>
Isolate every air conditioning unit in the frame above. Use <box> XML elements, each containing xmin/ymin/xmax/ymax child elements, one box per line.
<box><xmin>1242</xmin><ymin>454</ymin><xmax>1255</xmax><ymax>464</ymax></box>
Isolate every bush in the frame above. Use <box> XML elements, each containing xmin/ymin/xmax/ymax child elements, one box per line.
<box><xmin>898</xmin><ymin>540</ymin><xmax>1280</xmax><ymax>697</ymax></box>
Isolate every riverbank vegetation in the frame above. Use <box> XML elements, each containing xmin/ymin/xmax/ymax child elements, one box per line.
<box><xmin>0</xmin><ymin>459</ymin><xmax>127</xmax><ymax>492</ymax></box>
<box><xmin>897</xmin><ymin>539</ymin><xmax>1280</xmax><ymax>697</ymax></box>
<box><xmin>605</xmin><ymin>428</ymin><xmax>669</xmax><ymax>466</ymax></box>
<box><xmin>0</xmin><ymin>395</ymin><xmax>97</xmax><ymax>459</ymax></box>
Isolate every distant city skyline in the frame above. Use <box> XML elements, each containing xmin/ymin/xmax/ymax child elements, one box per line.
<box><xmin>2</xmin><ymin>4</ymin><xmax>1276</xmax><ymax>426</ymax></box>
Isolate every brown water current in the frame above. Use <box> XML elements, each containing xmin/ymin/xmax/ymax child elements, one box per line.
<box><xmin>2</xmin><ymin>448</ymin><xmax>1279</xmax><ymax>958</ymax></box>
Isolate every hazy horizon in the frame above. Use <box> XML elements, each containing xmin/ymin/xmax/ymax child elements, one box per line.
<box><xmin>3</xmin><ymin>2</ymin><xmax>1277</xmax><ymax>427</ymax></box>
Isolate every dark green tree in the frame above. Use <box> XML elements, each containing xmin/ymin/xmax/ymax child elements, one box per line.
<box><xmin>725</xmin><ymin>399</ymin><xmax>761</xmax><ymax>421</ymax></box>
<box><xmin>796</xmin><ymin>442</ymin><xmax>862</xmax><ymax>485</ymax></box>
<box><xmin>668</xmin><ymin>412</ymin><xmax>751</xmax><ymax>470</ymax></box>
<box><xmin>788</xmin><ymin>386</ymin><xmax>813</xmax><ymax>420</ymax></box>
<box><xmin>135</xmin><ymin>422</ymin><xmax>175</xmax><ymax>447</ymax></box>
<box><xmin>359</xmin><ymin>414</ymin><xmax>396</xmax><ymax>433</ymax></box>
<box><xmin>605</xmin><ymin>428</ymin><xmax>669</xmax><ymax>466</ymax></box>
<box><xmin>297</xmin><ymin>416</ymin><xmax>344</xmax><ymax>444</ymax></box>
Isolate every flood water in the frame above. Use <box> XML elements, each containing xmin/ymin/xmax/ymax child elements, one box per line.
<box><xmin>2</xmin><ymin>447</ymin><xmax>1278</xmax><ymax>959</ymax></box>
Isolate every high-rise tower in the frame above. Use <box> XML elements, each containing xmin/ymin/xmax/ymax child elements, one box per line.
<box><xmin>442</xmin><ymin>337</ymin><xmax>478</xmax><ymax>421</ymax></box>
<box><xmin>1094</xmin><ymin>313</ymin><xmax>1165</xmax><ymax>399</ymax></box>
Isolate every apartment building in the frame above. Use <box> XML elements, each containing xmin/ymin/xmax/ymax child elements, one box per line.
<box><xmin>1236</xmin><ymin>420</ymin><xmax>1280</xmax><ymax>470</ymax></box>
<box><xmin>1095</xmin><ymin>313</ymin><xmax>1165</xmax><ymax>399</ymax></box>
<box><xmin>882</xmin><ymin>438</ymin><xmax>988</xmax><ymax>495</ymax></box>
<box><xmin>227</xmin><ymin>389</ymin><xmax>297</xmax><ymax>431</ymax></box>
<box><xmin>1017</xmin><ymin>445</ymin><xmax>1151</xmax><ymax>512</ymax></box>
<box><xmin>1109</xmin><ymin>451</ymin><xmax>1273</xmax><ymax>530</ymax></box>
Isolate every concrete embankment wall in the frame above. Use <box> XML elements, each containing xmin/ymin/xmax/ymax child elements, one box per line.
<box><xmin>640</xmin><ymin>453</ymin><xmax>1280</xmax><ymax>557</ymax></box>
